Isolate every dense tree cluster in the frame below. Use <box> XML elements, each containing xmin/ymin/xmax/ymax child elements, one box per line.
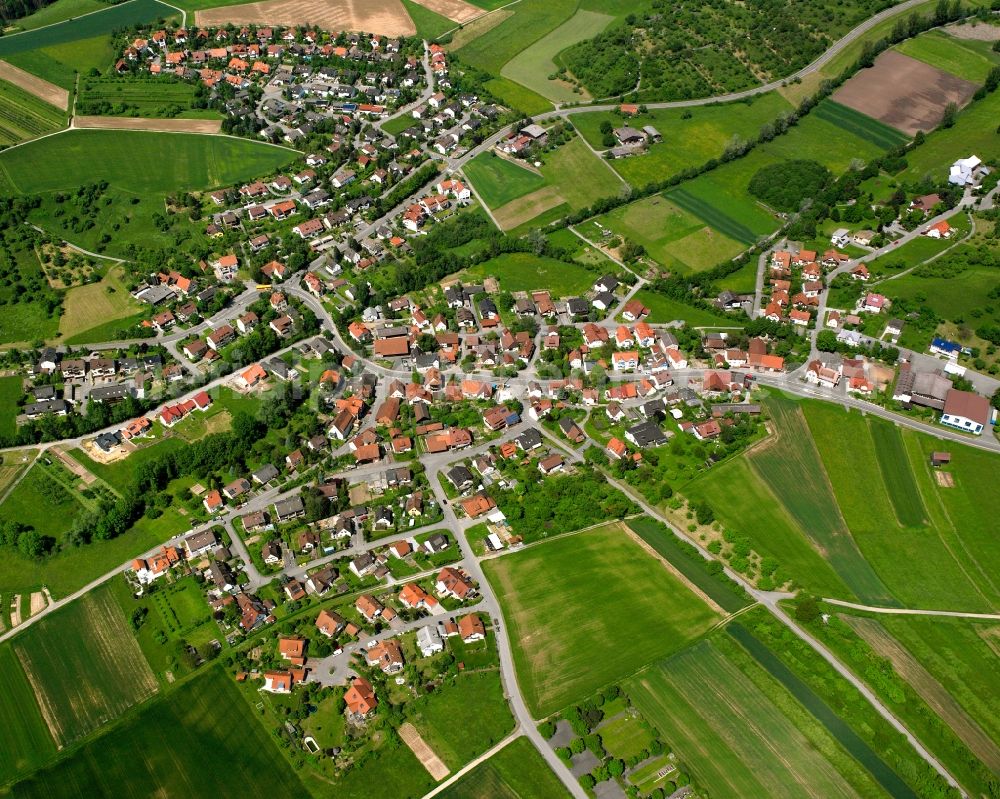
<box><xmin>490</xmin><ymin>468</ymin><xmax>637</xmax><ymax>539</ymax></box>
<box><xmin>748</xmin><ymin>160</ymin><xmax>832</xmax><ymax>213</ymax></box>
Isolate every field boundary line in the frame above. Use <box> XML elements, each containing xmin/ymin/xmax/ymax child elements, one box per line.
<box><xmin>0</xmin><ymin>0</ymin><xmax>145</xmax><ymax>39</ymax></box>
<box><xmin>434</xmin><ymin>0</ymin><xmax>522</xmax><ymax>42</ymax></box>
<box><xmin>419</xmin><ymin>729</ymin><xmax>522</xmax><ymax>799</ymax></box>
<box><xmin>823</xmin><ymin>598</ymin><xmax>1000</xmax><ymax>620</ymax></box>
<box><xmin>622</xmin><ymin>522</ymin><xmax>727</xmax><ymax>616</ymax></box>
<box><xmin>0</xmin><ymin>449</ymin><xmax>38</xmax><ymax>504</ymax></box>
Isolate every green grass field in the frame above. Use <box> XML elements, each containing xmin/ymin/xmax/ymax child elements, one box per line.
<box><xmin>751</xmin><ymin>395</ymin><xmax>894</xmax><ymax>605</ymax></box>
<box><xmin>0</xmin><ymin>374</ymin><xmax>22</xmax><ymax>437</ymax></box>
<box><xmin>108</xmin><ymin>575</ymin><xmax>214</xmax><ymax>685</ymax></box>
<box><xmin>463</xmin><ymin>251</ymin><xmax>597</xmax><ymax>297</ymax></box>
<box><xmin>0</xmin><ymin>78</ymin><xmax>66</xmax><ymax>145</ymax></box>
<box><xmin>467</xmin><ymin>136</ymin><xmax>617</xmax><ymax>230</ymax></box>
<box><xmin>867</xmin><ymin>418</ymin><xmax>927</xmax><ymax>527</ymax></box>
<box><xmin>905</xmin><ymin>88</ymin><xmax>1000</xmax><ymax>180</ymax></box>
<box><xmin>381</xmin><ymin>112</ymin><xmax>418</xmax><ymax>137</ymax></box>
<box><xmin>866</xmin><ymin>214</ymin><xmax>971</xmax><ymax>277</ymax></box>
<box><xmin>3</xmin><ymin>37</ymin><xmax>102</xmax><ymax>90</ymax></box>
<box><xmin>874</xmin><ymin>615</ymin><xmax>1000</xmax><ymax>757</ymax></box>
<box><xmin>538</xmin><ymin>135</ymin><xmax>621</xmax><ymax>210</ymax></box>
<box><xmin>0</xmin><ymin>243</ymin><xmax>60</xmax><ymax>344</ymax></box>
<box><xmin>810</xmin><ymin>100</ymin><xmax>911</xmax><ymax>149</ymax></box>
<box><xmin>483</xmin><ymin>522</ymin><xmax>721</xmax><ymax>717</ymax></box>
<box><xmin>883</xmin><ymin>262</ymin><xmax>1000</xmax><ymax>323</ymax></box>
<box><xmin>11</xmin><ymin>582</ymin><xmax>158</xmax><ymax>747</ymax></box>
<box><xmin>823</xmin><ymin>612</ymin><xmax>1000</xmax><ymax>794</ymax></box>
<box><xmin>58</xmin><ymin>265</ymin><xmax>144</xmax><ymax>341</ymax></box>
<box><xmin>454</xmin><ymin>0</ymin><xmax>577</xmax><ymax>75</ymax></box>
<box><xmin>484</xmin><ymin>76</ymin><xmax>553</xmax><ymax>115</ymax></box>
<box><xmin>6</xmin><ymin>0</ymin><xmax>107</xmax><ymax>31</ymax></box>
<box><xmin>573</xmin><ymin>94</ymin><xmax>793</xmax><ymax>187</ymax></box>
<box><xmin>8</xmin><ymin>666</ymin><xmax>306</xmax><ymax>799</ymax></box>
<box><xmin>0</xmin><ymin>0</ymin><xmax>175</xmax><ymax>59</ymax></box>
<box><xmin>585</xmin><ymin>194</ymin><xmax>754</xmax><ymax>274</ymax></box>
<box><xmin>500</xmin><ymin>8</ymin><xmax>612</xmax><ymax>103</ymax></box>
<box><xmin>0</xmin><ymin>460</ymin><xmax>85</xmax><ymax>538</ymax></box>
<box><xmin>545</xmin><ymin>227</ymin><xmax>615</xmax><ymax>268</ymax></box>
<box><xmin>627</xmin><ymin>639</ymin><xmax>877</xmax><ymax>799</ymax></box>
<box><xmin>665</xmin><ymin>185</ymin><xmax>763</xmax><ymax>246</ymax></box>
<box><xmin>0</xmin><ymin>130</ymin><xmax>296</xmax><ymax>195</ymax></box>
<box><xmin>464</xmin><ymin>152</ymin><xmax>545</xmax><ymax>208</ymax></box>
<box><xmin>400</xmin><ymin>0</ymin><xmax>455</xmax><ymax>40</ymax></box>
<box><xmin>0</xmin><ymin>643</ymin><xmax>57</xmax><ymax>785</ymax></box>
<box><xmin>599</xmin><ymin>710</ymin><xmax>657</xmax><ymax>761</ymax></box>
<box><xmin>406</xmin><ymin>671</ymin><xmax>514</xmax><ymax>769</ymax></box>
<box><xmin>802</xmin><ymin>399</ymin><xmax>1000</xmax><ymax>611</ymax></box>
<box><xmin>895</xmin><ymin>29</ymin><xmax>1000</xmax><ymax>83</ymax></box>
<box><xmin>625</xmin><ymin>517</ymin><xmax>751</xmax><ymax>613</ymax></box>
<box><xmin>685</xmin><ymin>456</ymin><xmax>853</xmax><ymax>598</ymax></box>
<box><xmin>0</xmin><ymin>441</ymin><xmax>189</xmax><ymax>598</ymax></box>
<box><xmin>436</xmin><ymin>736</ymin><xmax>568</xmax><ymax>799</ymax></box>
<box><xmin>630</xmin><ymin>288</ymin><xmax>735</xmax><ymax>327</ymax></box>
<box><xmin>313</xmin><ymin>736</ymin><xmax>434</xmax><ymax>799</ymax></box>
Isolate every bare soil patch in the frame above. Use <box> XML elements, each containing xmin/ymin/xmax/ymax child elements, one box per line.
<box><xmin>945</xmin><ymin>21</ymin><xmax>1000</xmax><ymax>41</ymax></box>
<box><xmin>399</xmin><ymin>721</ymin><xmax>450</xmax><ymax>780</ymax></box>
<box><xmin>493</xmin><ymin>185</ymin><xmax>564</xmax><ymax>230</ymax></box>
<box><xmin>934</xmin><ymin>470</ymin><xmax>954</xmax><ymax>487</ymax></box>
<box><xmin>10</xmin><ymin>593</ymin><xmax>21</xmax><ymax>627</ymax></box>
<box><xmin>831</xmin><ymin>50</ymin><xmax>978</xmax><ymax>136</ymax></box>
<box><xmin>196</xmin><ymin>0</ymin><xmax>415</xmax><ymax>35</ymax></box>
<box><xmin>73</xmin><ymin>116</ymin><xmax>223</xmax><ymax>133</ymax></box>
<box><xmin>0</xmin><ymin>60</ymin><xmax>68</xmax><ymax>109</ymax></box>
<box><xmin>846</xmin><ymin>615</ymin><xmax>1000</xmax><ymax>773</ymax></box>
<box><xmin>28</xmin><ymin>592</ymin><xmax>46</xmax><ymax>615</ymax></box>
<box><xmin>349</xmin><ymin>483</ymin><xmax>371</xmax><ymax>504</ymax></box>
<box><xmin>408</xmin><ymin>0</ymin><xmax>480</xmax><ymax>23</ymax></box>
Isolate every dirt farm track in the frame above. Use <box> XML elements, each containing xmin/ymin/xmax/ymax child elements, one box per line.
<box><xmin>408</xmin><ymin>0</ymin><xmax>482</xmax><ymax>24</ymax></box>
<box><xmin>0</xmin><ymin>60</ymin><xmax>68</xmax><ymax>110</ymax></box>
<box><xmin>831</xmin><ymin>49</ymin><xmax>978</xmax><ymax>136</ymax></box>
<box><xmin>73</xmin><ymin>116</ymin><xmax>223</xmax><ymax>133</ymax></box>
<box><xmin>196</xmin><ymin>0</ymin><xmax>416</xmax><ymax>35</ymax></box>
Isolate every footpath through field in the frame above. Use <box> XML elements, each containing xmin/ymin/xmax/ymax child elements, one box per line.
<box><xmin>822</xmin><ymin>598</ymin><xmax>1000</xmax><ymax>620</ymax></box>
